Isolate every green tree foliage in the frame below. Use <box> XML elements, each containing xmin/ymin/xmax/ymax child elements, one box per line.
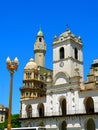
<box><xmin>0</xmin><ymin>118</ymin><xmax>8</xmax><ymax>130</ymax></box>
<box><xmin>0</xmin><ymin>114</ymin><xmax>21</xmax><ymax>130</ymax></box>
<box><xmin>11</xmin><ymin>114</ymin><xmax>21</xmax><ymax>128</ymax></box>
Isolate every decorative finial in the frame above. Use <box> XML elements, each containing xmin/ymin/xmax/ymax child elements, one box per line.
<box><xmin>66</xmin><ymin>24</ymin><xmax>69</xmax><ymax>31</ymax></box>
<box><xmin>40</xmin><ymin>24</ymin><xmax>42</xmax><ymax>31</ymax></box>
<box><xmin>37</xmin><ymin>25</ymin><xmax>44</xmax><ymax>36</ymax></box>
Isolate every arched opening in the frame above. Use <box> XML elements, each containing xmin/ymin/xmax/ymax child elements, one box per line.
<box><xmin>26</xmin><ymin>104</ymin><xmax>32</xmax><ymax>118</ymax></box>
<box><xmin>39</xmin><ymin>37</ymin><xmax>42</xmax><ymax>42</ymax></box>
<box><xmin>61</xmin><ymin>121</ymin><xmax>67</xmax><ymax>130</ymax></box>
<box><xmin>86</xmin><ymin>118</ymin><xmax>95</xmax><ymax>130</ymax></box>
<box><xmin>74</xmin><ymin>47</ymin><xmax>78</xmax><ymax>59</ymax></box>
<box><xmin>84</xmin><ymin>97</ymin><xmax>94</xmax><ymax>113</ymax></box>
<box><xmin>60</xmin><ymin>47</ymin><xmax>64</xmax><ymax>59</ymax></box>
<box><xmin>38</xmin><ymin>103</ymin><xmax>44</xmax><ymax>117</ymax></box>
<box><xmin>60</xmin><ymin>98</ymin><xmax>66</xmax><ymax>115</ymax></box>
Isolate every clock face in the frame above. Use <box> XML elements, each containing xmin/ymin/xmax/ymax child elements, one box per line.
<box><xmin>38</xmin><ymin>44</ymin><xmax>43</xmax><ymax>49</ymax></box>
<box><xmin>59</xmin><ymin>61</ymin><xmax>64</xmax><ymax>67</ymax></box>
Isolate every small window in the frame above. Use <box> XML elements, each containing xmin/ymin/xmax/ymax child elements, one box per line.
<box><xmin>26</xmin><ymin>92</ymin><xmax>28</xmax><ymax>96</ymax></box>
<box><xmin>39</xmin><ymin>37</ymin><xmax>42</xmax><ymax>42</ymax></box>
<box><xmin>60</xmin><ymin>47</ymin><xmax>64</xmax><ymax>59</ymax></box>
<box><xmin>30</xmin><ymin>92</ymin><xmax>32</xmax><ymax>96</ymax></box>
<box><xmin>74</xmin><ymin>48</ymin><xmax>78</xmax><ymax>60</ymax></box>
<box><xmin>28</xmin><ymin>73</ymin><xmax>31</xmax><ymax>79</ymax></box>
<box><xmin>26</xmin><ymin>73</ymin><xmax>32</xmax><ymax>79</ymax></box>
<box><xmin>96</xmin><ymin>76</ymin><xmax>98</xmax><ymax>81</ymax></box>
<box><xmin>39</xmin><ymin>55</ymin><xmax>41</xmax><ymax>57</ymax></box>
<box><xmin>41</xmin><ymin>84</ymin><xmax>43</xmax><ymax>88</ymax></box>
<box><xmin>1</xmin><ymin>116</ymin><xmax>3</xmax><ymax>121</ymax></box>
<box><xmin>34</xmin><ymin>74</ymin><xmax>38</xmax><ymax>79</ymax></box>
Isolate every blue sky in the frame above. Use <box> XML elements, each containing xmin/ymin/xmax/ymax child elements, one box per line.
<box><xmin>0</xmin><ymin>0</ymin><xmax>98</xmax><ymax>114</ymax></box>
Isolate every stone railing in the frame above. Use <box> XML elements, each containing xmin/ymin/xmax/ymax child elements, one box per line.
<box><xmin>20</xmin><ymin>108</ymin><xmax>98</xmax><ymax>118</ymax></box>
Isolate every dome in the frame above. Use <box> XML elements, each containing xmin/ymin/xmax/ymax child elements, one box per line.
<box><xmin>0</xmin><ymin>105</ymin><xmax>4</xmax><ymax>108</ymax></box>
<box><xmin>24</xmin><ymin>58</ymin><xmax>37</xmax><ymax>70</ymax></box>
<box><xmin>37</xmin><ymin>29</ymin><xmax>44</xmax><ymax>36</ymax></box>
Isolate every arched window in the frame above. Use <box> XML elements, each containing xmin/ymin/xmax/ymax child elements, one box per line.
<box><xmin>26</xmin><ymin>104</ymin><xmax>32</xmax><ymax>118</ymax></box>
<box><xmin>26</xmin><ymin>73</ymin><xmax>31</xmax><ymax>79</ymax></box>
<box><xmin>60</xmin><ymin>98</ymin><xmax>66</xmax><ymax>115</ymax></box>
<box><xmin>74</xmin><ymin>48</ymin><xmax>78</xmax><ymax>59</ymax></box>
<box><xmin>84</xmin><ymin>97</ymin><xmax>94</xmax><ymax>114</ymax></box>
<box><xmin>38</xmin><ymin>103</ymin><xmax>44</xmax><ymax>117</ymax></box>
<box><xmin>86</xmin><ymin>118</ymin><xmax>95</xmax><ymax>130</ymax></box>
<box><xmin>60</xmin><ymin>47</ymin><xmax>64</xmax><ymax>59</ymax></box>
<box><xmin>61</xmin><ymin>121</ymin><xmax>67</xmax><ymax>130</ymax></box>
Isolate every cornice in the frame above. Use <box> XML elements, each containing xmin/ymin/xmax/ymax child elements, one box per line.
<box><xmin>53</xmin><ymin>57</ymin><xmax>83</xmax><ymax>64</ymax></box>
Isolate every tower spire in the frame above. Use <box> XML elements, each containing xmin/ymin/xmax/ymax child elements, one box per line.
<box><xmin>40</xmin><ymin>24</ymin><xmax>42</xmax><ymax>31</ymax></box>
<box><xmin>37</xmin><ymin>27</ymin><xmax>44</xmax><ymax>37</ymax></box>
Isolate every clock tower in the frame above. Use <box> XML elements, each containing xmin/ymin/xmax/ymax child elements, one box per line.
<box><xmin>34</xmin><ymin>29</ymin><xmax>46</xmax><ymax>67</ymax></box>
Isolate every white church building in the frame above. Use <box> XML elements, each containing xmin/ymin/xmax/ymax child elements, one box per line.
<box><xmin>19</xmin><ymin>28</ymin><xmax>98</xmax><ymax>130</ymax></box>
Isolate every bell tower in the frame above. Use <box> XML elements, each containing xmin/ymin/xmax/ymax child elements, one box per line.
<box><xmin>34</xmin><ymin>29</ymin><xmax>46</xmax><ymax>67</ymax></box>
<box><xmin>53</xmin><ymin>29</ymin><xmax>84</xmax><ymax>85</ymax></box>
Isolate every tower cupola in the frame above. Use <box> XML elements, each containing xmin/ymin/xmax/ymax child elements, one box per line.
<box><xmin>37</xmin><ymin>29</ymin><xmax>44</xmax><ymax>37</ymax></box>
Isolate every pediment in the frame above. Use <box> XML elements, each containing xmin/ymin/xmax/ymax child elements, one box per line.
<box><xmin>54</xmin><ymin>72</ymin><xmax>69</xmax><ymax>85</ymax></box>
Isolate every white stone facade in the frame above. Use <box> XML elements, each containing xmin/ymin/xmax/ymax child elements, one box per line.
<box><xmin>20</xmin><ymin>29</ymin><xmax>98</xmax><ymax>130</ymax></box>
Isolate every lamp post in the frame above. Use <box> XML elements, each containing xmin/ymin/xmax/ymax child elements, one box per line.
<box><xmin>6</xmin><ymin>57</ymin><xmax>19</xmax><ymax>130</ymax></box>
